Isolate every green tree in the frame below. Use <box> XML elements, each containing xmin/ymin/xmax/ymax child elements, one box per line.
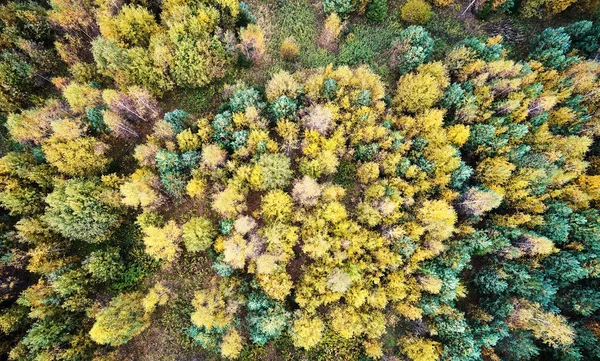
<box><xmin>389</xmin><ymin>26</ymin><xmax>434</xmax><ymax>75</ymax></box>
<box><xmin>44</xmin><ymin>178</ymin><xmax>123</xmax><ymax>243</ymax></box>
<box><xmin>366</xmin><ymin>0</ymin><xmax>388</xmax><ymax>22</ymax></box>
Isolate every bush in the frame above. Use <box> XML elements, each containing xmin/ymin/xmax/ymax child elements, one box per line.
<box><xmin>401</xmin><ymin>0</ymin><xmax>433</xmax><ymax>25</ymax></box>
<box><xmin>366</xmin><ymin>0</ymin><xmax>388</xmax><ymax>22</ymax></box>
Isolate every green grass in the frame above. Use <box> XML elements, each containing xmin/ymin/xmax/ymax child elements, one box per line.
<box><xmin>271</xmin><ymin>0</ymin><xmax>335</xmax><ymax>67</ymax></box>
<box><xmin>337</xmin><ymin>22</ymin><xmax>403</xmax><ymax>67</ymax></box>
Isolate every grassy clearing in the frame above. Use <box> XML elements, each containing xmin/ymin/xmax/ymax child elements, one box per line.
<box><xmin>337</xmin><ymin>21</ymin><xmax>403</xmax><ymax>80</ymax></box>
<box><xmin>271</xmin><ymin>0</ymin><xmax>335</xmax><ymax>68</ymax></box>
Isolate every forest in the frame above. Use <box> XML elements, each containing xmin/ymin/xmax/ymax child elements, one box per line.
<box><xmin>0</xmin><ymin>0</ymin><xmax>599</xmax><ymax>360</ymax></box>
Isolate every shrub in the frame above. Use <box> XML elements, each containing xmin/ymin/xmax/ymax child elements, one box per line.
<box><xmin>401</xmin><ymin>0</ymin><xmax>433</xmax><ymax>25</ymax></box>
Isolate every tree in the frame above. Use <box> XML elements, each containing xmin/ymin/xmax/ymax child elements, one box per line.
<box><xmin>322</xmin><ymin>0</ymin><xmax>354</xmax><ymax>19</ymax></box>
<box><xmin>291</xmin><ymin>315</ymin><xmax>324</xmax><ymax>349</ymax></box>
<box><xmin>84</xmin><ymin>248</ymin><xmax>125</xmax><ymax>283</ymax></box>
<box><xmin>142</xmin><ymin>221</ymin><xmax>182</xmax><ymax>263</ymax></box>
<box><xmin>393</xmin><ymin>63</ymin><xmax>448</xmax><ymax>114</ymax></box>
<box><xmin>212</xmin><ymin>186</ymin><xmax>247</xmax><ymax>218</ymax></box>
<box><xmin>261</xmin><ymin>190</ymin><xmax>293</xmax><ymax>223</ymax></box>
<box><xmin>399</xmin><ymin>337</ymin><xmax>442</xmax><ymax>361</ymax></box>
<box><xmin>246</xmin><ymin>292</ymin><xmax>289</xmax><ymax>344</ymax></box>
<box><xmin>418</xmin><ymin>200</ymin><xmax>457</xmax><ymax>241</ymax></box>
<box><xmin>48</xmin><ymin>0</ymin><xmax>99</xmax><ymax>64</ymax></box>
<box><xmin>90</xmin><ymin>284</ymin><xmax>169</xmax><ymax>346</ymax></box>
<box><xmin>390</xmin><ymin>26</ymin><xmax>434</xmax><ymax>75</ymax></box>
<box><xmin>266</xmin><ymin>71</ymin><xmax>301</xmax><ymax>102</ymax></box>
<box><xmin>182</xmin><ymin>217</ymin><xmax>217</xmax><ymax>252</ymax></box>
<box><xmin>6</xmin><ymin>101</ymin><xmax>64</xmax><ymax>145</ymax></box>
<box><xmin>302</xmin><ymin>105</ymin><xmax>334</xmax><ymax>135</ymax></box>
<box><xmin>319</xmin><ymin>13</ymin><xmax>343</xmax><ymax>51</ymax></box>
<box><xmin>98</xmin><ymin>5</ymin><xmax>158</xmax><ymax>48</ymax></box>
<box><xmin>202</xmin><ymin>144</ymin><xmax>228</xmax><ymax>170</ymax></box>
<box><xmin>292</xmin><ymin>176</ymin><xmax>322</xmax><ymax>206</ymax></box>
<box><xmin>456</xmin><ymin>188</ymin><xmax>502</xmax><ymax>216</ymax></box>
<box><xmin>120</xmin><ymin>168</ymin><xmax>163</xmax><ymax>210</ymax></box>
<box><xmin>191</xmin><ymin>288</ymin><xmax>233</xmax><ymax>331</ymax></box>
<box><xmin>401</xmin><ymin>0</ymin><xmax>432</xmax><ymax>25</ymax></box>
<box><xmin>565</xmin><ymin>21</ymin><xmax>600</xmax><ymax>58</ymax></box>
<box><xmin>44</xmin><ymin>178</ymin><xmax>123</xmax><ymax>243</ymax></box>
<box><xmin>366</xmin><ymin>0</ymin><xmax>388</xmax><ymax>23</ymax></box>
<box><xmin>89</xmin><ymin>292</ymin><xmax>149</xmax><ymax>346</ymax></box>
<box><xmin>530</xmin><ymin>27</ymin><xmax>577</xmax><ymax>69</ymax></box>
<box><xmin>249</xmin><ymin>153</ymin><xmax>293</xmax><ymax>191</ymax></box>
<box><xmin>42</xmin><ymin>137</ymin><xmax>110</xmax><ymax>176</ymax></box>
<box><xmin>172</xmin><ymin>38</ymin><xmax>228</xmax><ymax>88</ymax></box>
<box><xmin>220</xmin><ymin>328</ymin><xmax>244</xmax><ymax>359</ymax></box>
<box><xmin>238</xmin><ymin>24</ymin><xmax>266</xmax><ymax>64</ymax></box>
<box><xmin>509</xmin><ymin>299</ymin><xmax>574</xmax><ymax>347</ymax></box>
